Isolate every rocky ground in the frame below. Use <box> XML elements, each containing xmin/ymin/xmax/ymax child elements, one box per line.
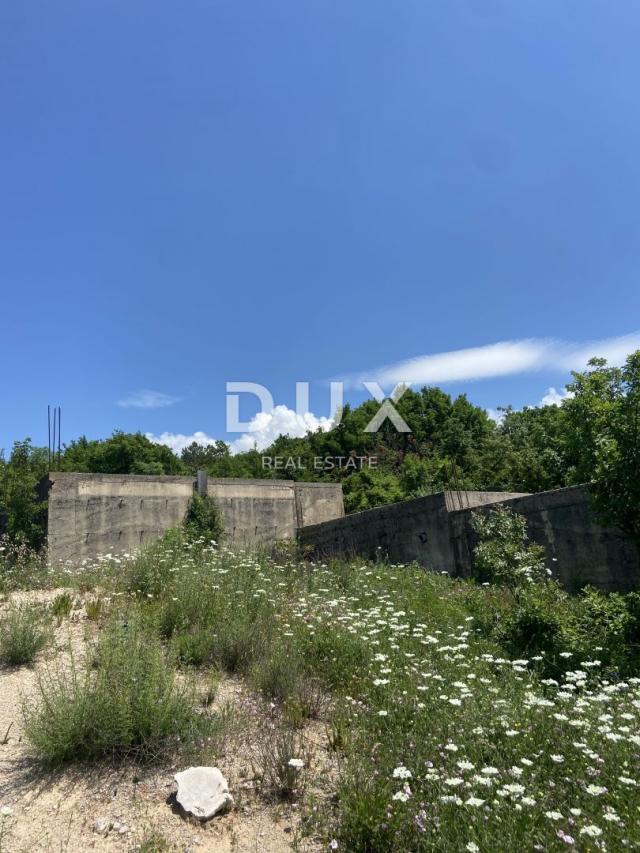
<box><xmin>0</xmin><ymin>590</ymin><xmax>331</xmax><ymax>853</ymax></box>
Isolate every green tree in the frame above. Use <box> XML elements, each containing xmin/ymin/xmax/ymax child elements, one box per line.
<box><xmin>564</xmin><ymin>352</ymin><xmax>640</xmax><ymax>550</ymax></box>
<box><xmin>181</xmin><ymin>440</ymin><xmax>230</xmax><ymax>473</ymax></box>
<box><xmin>0</xmin><ymin>439</ymin><xmax>49</xmax><ymax>549</ymax></box>
<box><xmin>342</xmin><ymin>469</ymin><xmax>404</xmax><ymax>513</ymax></box>
<box><xmin>496</xmin><ymin>404</ymin><xmax>569</xmax><ymax>493</ymax></box>
<box><xmin>62</xmin><ymin>432</ymin><xmax>184</xmax><ymax>475</ymax></box>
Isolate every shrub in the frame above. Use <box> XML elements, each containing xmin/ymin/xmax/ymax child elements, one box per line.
<box><xmin>495</xmin><ymin>581</ymin><xmax>571</xmax><ymax>668</ymax></box>
<box><xmin>51</xmin><ymin>592</ymin><xmax>73</xmax><ymax>621</ymax></box>
<box><xmin>24</xmin><ymin>615</ymin><xmax>204</xmax><ymax>764</ymax></box>
<box><xmin>183</xmin><ymin>494</ymin><xmax>223</xmax><ymax>543</ymax></box>
<box><xmin>84</xmin><ymin>598</ymin><xmax>103</xmax><ymax>621</ymax></box>
<box><xmin>210</xmin><ymin>615</ymin><xmax>265</xmax><ymax>674</ymax></box>
<box><xmin>0</xmin><ymin>535</ymin><xmax>48</xmax><ymax>593</ymax></box>
<box><xmin>472</xmin><ymin>507</ymin><xmax>549</xmax><ymax>589</ymax></box>
<box><xmin>256</xmin><ymin>722</ymin><xmax>309</xmax><ymax>800</ymax></box>
<box><xmin>139</xmin><ymin>834</ymin><xmax>173</xmax><ymax>853</ymax></box>
<box><xmin>251</xmin><ymin>649</ymin><xmax>300</xmax><ymax>704</ymax></box>
<box><xmin>0</xmin><ymin>606</ymin><xmax>50</xmax><ymax>666</ymax></box>
<box><xmin>172</xmin><ymin>628</ymin><xmax>214</xmax><ymax>667</ymax></box>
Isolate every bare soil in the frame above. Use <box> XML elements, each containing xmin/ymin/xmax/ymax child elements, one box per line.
<box><xmin>0</xmin><ymin>590</ymin><xmax>333</xmax><ymax>853</ymax></box>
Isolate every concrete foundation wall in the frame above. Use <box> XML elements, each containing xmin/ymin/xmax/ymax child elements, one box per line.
<box><xmin>47</xmin><ymin>472</ymin><xmax>344</xmax><ymax>564</ymax></box>
<box><xmin>47</xmin><ymin>473</ymin><xmax>194</xmax><ymax>564</ymax></box>
<box><xmin>299</xmin><ymin>491</ymin><xmax>526</xmax><ymax>573</ymax></box>
<box><xmin>299</xmin><ymin>486</ymin><xmax>639</xmax><ymax>592</ymax></box>
<box><xmin>449</xmin><ymin>485</ymin><xmax>640</xmax><ymax>592</ymax></box>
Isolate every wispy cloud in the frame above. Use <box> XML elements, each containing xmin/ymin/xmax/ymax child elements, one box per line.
<box><xmin>117</xmin><ymin>389</ymin><xmax>180</xmax><ymax>409</ymax></box>
<box><xmin>343</xmin><ymin>331</ymin><xmax>640</xmax><ymax>389</ymax></box>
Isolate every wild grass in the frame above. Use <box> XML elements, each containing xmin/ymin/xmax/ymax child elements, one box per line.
<box><xmin>255</xmin><ymin>720</ymin><xmax>311</xmax><ymax>801</ymax></box>
<box><xmin>138</xmin><ymin>832</ymin><xmax>173</xmax><ymax>853</ymax></box>
<box><xmin>51</xmin><ymin>591</ymin><xmax>73</xmax><ymax>621</ymax></box>
<box><xmin>0</xmin><ymin>605</ymin><xmax>51</xmax><ymax>666</ymax></box>
<box><xmin>24</xmin><ymin>614</ymin><xmax>211</xmax><ymax>765</ymax></box>
<box><xmin>8</xmin><ymin>530</ymin><xmax>640</xmax><ymax>849</ymax></box>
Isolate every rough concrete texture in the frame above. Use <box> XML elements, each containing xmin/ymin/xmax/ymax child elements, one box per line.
<box><xmin>299</xmin><ymin>486</ymin><xmax>639</xmax><ymax>592</ymax></box>
<box><xmin>299</xmin><ymin>491</ymin><xmax>526</xmax><ymax>574</ymax></box>
<box><xmin>448</xmin><ymin>485</ymin><xmax>640</xmax><ymax>592</ymax></box>
<box><xmin>47</xmin><ymin>472</ymin><xmax>344</xmax><ymax>564</ymax></box>
<box><xmin>47</xmin><ymin>473</ymin><xmax>195</xmax><ymax>564</ymax></box>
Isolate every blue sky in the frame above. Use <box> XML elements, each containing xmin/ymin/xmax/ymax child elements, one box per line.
<box><xmin>1</xmin><ymin>1</ymin><xmax>640</xmax><ymax>456</ymax></box>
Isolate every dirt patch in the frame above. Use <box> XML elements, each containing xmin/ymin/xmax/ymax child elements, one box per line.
<box><xmin>0</xmin><ymin>591</ymin><xmax>333</xmax><ymax>852</ymax></box>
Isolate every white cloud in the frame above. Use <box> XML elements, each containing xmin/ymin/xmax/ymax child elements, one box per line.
<box><xmin>556</xmin><ymin>331</ymin><xmax>640</xmax><ymax>372</ymax></box>
<box><xmin>147</xmin><ymin>406</ymin><xmax>334</xmax><ymax>457</ymax></box>
<box><xmin>539</xmin><ymin>387</ymin><xmax>574</xmax><ymax>407</ymax></box>
<box><xmin>486</xmin><ymin>408</ymin><xmax>506</xmax><ymax>424</ymax></box>
<box><xmin>117</xmin><ymin>390</ymin><xmax>180</xmax><ymax>409</ymax></box>
<box><xmin>345</xmin><ymin>331</ymin><xmax>640</xmax><ymax>389</ymax></box>
<box><xmin>145</xmin><ymin>430</ymin><xmax>221</xmax><ymax>455</ymax></box>
<box><xmin>229</xmin><ymin>405</ymin><xmax>334</xmax><ymax>453</ymax></box>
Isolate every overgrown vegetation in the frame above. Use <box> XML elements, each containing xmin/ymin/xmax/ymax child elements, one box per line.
<box><xmin>11</xmin><ymin>530</ymin><xmax>638</xmax><ymax>849</ymax></box>
<box><xmin>467</xmin><ymin>507</ymin><xmax>640</xmax><ymax>679</ymax></box>
<box><xmin>24</xmin><ymin>614</ymin><xmax>209</xmax><ymax>765</ymax></box>
<box><xmin>182</xmin><ymin>493</ymin><xmax>224</xmax><ymax>543</ymax></box>
<box><xmin>0</xmin><ymin>606</ymin><xmax>50</xmax><ymax>666</ymax></box>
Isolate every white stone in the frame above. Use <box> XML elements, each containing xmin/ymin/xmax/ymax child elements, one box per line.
<box><xmin>174</xmin><ymin>767</ymin><xmax>233</xmax><ymax>821</ymax></box>
<box><xmin>92</xmin><ymin>817</ymin><xmax>112</xmax><ymax>835</ymax></box>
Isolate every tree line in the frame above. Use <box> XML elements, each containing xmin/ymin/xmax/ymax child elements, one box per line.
<box><xmin>1</xmin><ymin>353</ymin><xmax>638</xmax><ymax>552</ymax></box>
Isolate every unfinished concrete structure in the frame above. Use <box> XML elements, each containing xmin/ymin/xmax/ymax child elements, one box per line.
<box><xmin>45</xmin><ymin>472</ymin><xmax>638</xmax><ymax>592</ymax></box>
<box><xmin>299</xmin><ymin>486</ymin><xmax>639</xmax><ymax>592</ymax></box>
<box><xmin>46</xmin><ymin>472</ymin><xmax>344</xmax><ymax>564</ymax></box>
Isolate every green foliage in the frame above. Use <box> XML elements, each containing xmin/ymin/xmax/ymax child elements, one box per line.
<box><xmin>2</xmin><ymin>349</ymin><xmax>639</xmax><ymax>567</ymax></box>
<box><xmin>0</xmin><ymin>606</ymin><xmax>51</xmax><ymax>666</ymax></box>
<box><xmin>51</xmin><ymin>592</ymin><xmax>73</xmax><ymax>620</ymax></box>
<box><xmin>564</xmin><ymin>352</ymin><xmax>640</xmax><ymax>550</ymax></box>
<box><xmin>84</xmin><ymin>598</ymin><xmax>103</xmax><ymax>621</ymax></box>
<box><xmin>180</xmin><ymin>440</ymin><xmax>230</xmax><ymax>473</ymax></box>
<box><xmin>7</xmin><ymin>531</ymin><xmax>640</xmax><ymax>850</ymax></box>
<box><xmin>24</xmin><ymin>614</ymin><xmax>204</xmax><ymax>764</ymax></box>
<box><xmin>172</xmin><ymin>627</ymin><xmax>214</xmax><ymax>667</ymax></box>
<box><xmin>467</xmin><ymin>576</ymin><xmax>640</xmax><ymax>678</ymax></box>
<box><xmin>61</xmin><ymin>431</ymin><xmax>185</xmax><ymax>476</ymax></box>
<box><xmin>183</xmin><ymin>494</ymin><xmax>224</xmax><ymax>543</ymax></box>
<box><xmin>138</xmin><ymin>834</ymin><xmax>173</xmax><ymax>853</ymax></box>
<box><xmin>256</xmin><ymin>722</ymin><xmax>309</xmax><ymax>800</ymax></box>
<box><xmin>497</xmin><ymin>403</ymin><xmax>570</xmax><ymax>492</ymax></box>
<box><xmin>343</xmin><ymin>469</ymin><xmax>404</xmax><ymax>513</ymax></box>
<box><xmin>0</xmin><ymin>439</ymin><xmax>48</xmax><ymax>549</ymax></box>
<box><xmin>493</xmin><ymin>582</ymin><xmax>571</xmax><ymax>666</ymax></box>
<box><xmin>472</xmin><ymin>507</ymin><xmax>550</xmax><ymax>588</ymax></box>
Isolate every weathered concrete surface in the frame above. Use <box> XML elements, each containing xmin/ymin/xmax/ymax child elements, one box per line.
<box><xmin>207</xmin><ymin>478</ymin><xmax>297</xmax><ymax>545</ymax></box>
<box><xmin>449</xmin><ymin>485</ymin><xmax>640</xmax><ymax>592</ymax></box>
<box><xmin>299</xmin><ymin>491</ymin><xmax>526</xmax><ymax>574</ymax></box>
<box><xmin>300</xmin><ymin>485</ymin><xmax>640</xmax><ymax>592</ymax></box>
<box><xmin>47</xmin><ymin>473</ymin><xmax>194</xmax><ymax>565</ymax></box>
<box><xmin>47</xmin><ymin>472</ymin><xmax>344</xmax><ymax>564</ymax></box>
<box><xmin>295</xmin><ymin>482</ymin><xmax>346</xmax><ymax>527</ymax></box>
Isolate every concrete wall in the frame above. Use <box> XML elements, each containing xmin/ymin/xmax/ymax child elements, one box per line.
<box><xmin>448</xmin><ymin>485</ymin><xmax>640</xmax><ymax>593</ymax></box>
<box><xmin>47</xmin><ymin>472</ymin><xmax>344</xmax><ymax>564</ymax></box>
<box><xmin>300</xmin><ymin>485</ymin><xmax>639</xmax><ymax>592</ymax></box>
<box><xmin>299</xmin><ymin>491</ymin><xmax>526</xmax><ymax>573</ymax></box>
<box><xmin>47</xmin><ymin>473</ymin><xmax>195</xmax><ymax>564</ymax></box>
